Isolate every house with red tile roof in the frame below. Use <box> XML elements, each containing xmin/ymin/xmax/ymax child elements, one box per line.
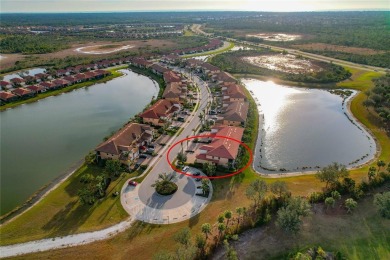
<box><xmin>39</xmin><ymin>82</ymin><xmax>53</xmax><ymax>90</ymax></box>
<box><xmin>212</xmin><ymin>72</ymin><xmax>236</xmax><ymax>84</ymax></box>
<box><xmin>220</xmin><ymin>101</ymin><xmax>249</xmax><ymax>126</ymax></box>
<box><xmin>222</xmin><ymin>83</ymin><xmax>246</xmax><ymax>102</ymax></box>
<box><xmin>0</xmin><ymin>91</ymin><xmax>18</xmax><ymax>103</ymax></box>
<box><xmin>34</xmin><ymin>73</ymin><xmax>50</xmax><ymax>82</ymax></box>
<box><xmin>10</xmin><ymin>78</ymin><xmax>25</xmax><ymax>86</ymax></box>
<box><xmin>150</xmin><ymin>64</ymin><xmax>169</xmax><ymax>76</ymax></box>
<box><xmin>95</xmin><ymin>123</ymin><xmax>154</xmax><ymax>163</ymax></box>
<box><xmin>0</xmin><ymin>81</ymin><xmax>12</xmax><ymax>90</ymax></box>
<box><xmin>200</xmin><ymin>63</ymin><xmax>220</xmax><ymax>76</ymax></box>
<box><xmin>26</xmin><ymin>85</ymin><xmax>46</xmax><ymax>94</ymax></box>
<box><xmin>74</xmin><ymin>73</ymin><xmax>87</xmax><ymax>83</ymax></box>
<box><xmin>195</xmin><ymin>126</ymin><xmax>244</xmax><ymax>166</ymax></box>
<box><xmin>163</xmin><ymin>71</ymin><xmax>183</xmax><ymax>83</ymax></box>
<box><xmin>160</xmin><ymin>54</ymin><xmax>181</xmax><ymax>65</ymax></box>
<box><xmin>140</xmin><ymin>99</ymin><xmax>181</xmax><ymax>126</ymax></box>
<box><xmin>12</xmin><ymin>87</ymin><xmax>35</xmax><ymax>98</ymax></box>
<box><xmin>162</xmin><ymin>82</ymin><xmax>186</xmax><ymax>102</ymax></box>
<box><xmin>131</xmin><ymin>58</ymin><xmax>153</xmax><ymax>69</ymax></box>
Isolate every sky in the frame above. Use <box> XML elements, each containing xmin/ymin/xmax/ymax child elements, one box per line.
<box><xmin>0</xmin><ymin>0</ymin><xmax>389</xmax><ymax>13</ymax></box>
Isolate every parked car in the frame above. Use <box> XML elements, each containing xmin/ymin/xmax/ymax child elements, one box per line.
<box><xmin>133</xmin><ymin>163</ymin><xmax>140</xmax><ymax>170</ymax></box>
<box><xmin>209</xmin><ymin>110</ymin><xmax>217</xmax><ymax>115</ymax></box>
<box><xmin>177</xmin><ymin>116</ymin><xmax>185</xmax><ymax>122</ymax></box>
<box><xmin>128</xmin><ymin>181</ymin><xmax>138</xmax><ymax>186</ymax></box>
<box><xmin>139</xmin><ymin>154</ymin><xmax>148</xmax><ymax>159</ymax></box>
<box><xmin>182</xmin><ymin>166</ymin><xmax>189</xmax><ymax>172</ymax></box>
<box><xmin>195</xmin><ymin>178</ymin><xmax>201</xmax><ymax>182</ymax></box>
<box><xmin>193</xmin><ymin>172</ymin><xmax>201</xmax><ymax>176</ymax></box>
<box><xmin>185</xmin><ymin>150</ymin><xmax>194</xmax><ymax>154</ymax></box>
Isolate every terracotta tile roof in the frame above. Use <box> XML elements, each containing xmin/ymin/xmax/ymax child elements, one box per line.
<box><xmin>163</xmin><ymin>82</ymin><xmax>184</xmax><ymax>99</ymax></box>
<box><xmin>74</xmin><ymin>74</ymin><xmax>86</xmax><ymax>80</ymax></box>
<box><xmin>201</xmin><ymin>63</ymin><xmax>220</xmax><ymax>72</ymax></box>
<box><xmin>64</xmin><ymin>76</ymin><xmax>76</xmax><ymax>83</ymax></box>
<box><xmin>26</xmin><ymin>85</ymin><xmax>45</xmax><ymax>92</ymax></box>
<box><xmin>0</xmin><ymin>91</ymin><xmax>17</xmax><ymax>100</ymax></box>
<box><xmin>222</xmin><ymin>101</ymin><xmax>249</xmax><ymax>123</ymax></box>
<box><xmin>213</xmin><ymin>71</ymin><xmax>236</xmax><ymax>82</ymax></box>
<box><xmin>34</xmin><ymin>73</ymin><xmax>49</xmax><ymax>79</ymax></box>
<box><xmin>222</xmin><ymin>84</ymin><xmax>246</xmax><ymax>100</ymax></box>
<box><xmin>39</xmin><ymin>82</ymin><xmax>53</xmax><ymax>88</ymax></box>
<box><xmin>10</xmin><ymin>78</ymin><xmax>25</xmax><ymax>83</ymax></box>
<box><xmin>12</xmin><ymin>87</ymin><xmax>33</xmax><ymax>96</ymax></box>
<box><xmin>163</xmin><ymin>71</ymin><xmax>182</xmax><ymax>83</ymax></box>
<box><xmin>95</xmin><ymin>123</ymin><xmax>153</xmax><ymax>155</ymax></box>
<box><xmin>151</xmin><ymin>64</ymin><xmax>169</xmax><ymax>74</ymax></box>
<box><xmin>0</xmin><ymin>81</ymin><xmax>11</xmax><ymax>86</ymax></box>
<box><xmin>140</xmin><ymin>99</ymin><xmax>180</xmax><ymax>120</ymax></box>
<box><xmin>198</xmin><ymin>126</ymin><xmax>244</xmax><ymax>160</ymax></box>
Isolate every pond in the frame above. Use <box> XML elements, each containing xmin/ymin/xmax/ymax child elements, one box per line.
<box><xmin>242</xmin><ymin>79</ymin><xmax>376</xmax><ymax>174</ymax></box>
<box><xmin>2</xmin><ymin>67</ymin><xmax>46</xmax><ymax>81</ymax></box>
<box><xmin>0</xmin><ymin>69</ymin><xmax>159</xmax><ymax>215</ymax></box>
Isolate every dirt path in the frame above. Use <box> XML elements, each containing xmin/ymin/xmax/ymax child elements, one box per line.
<box><xmin>0</xmin><ymin>218</ymin><xmax>134</xmax><ymax>258</ymax></box>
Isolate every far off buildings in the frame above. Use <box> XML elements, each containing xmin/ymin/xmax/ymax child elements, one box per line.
<box><xmin>139</xmin><ymin>99</ymin><xmax>181</xmax><ymax>126</ymax></box>
<box><xmin>196</xmin><ymin>126</ymin><xmax>244</xmax><ymax>167</ymax></box>
<box><xmin>95</xmin><ymin>123</ymin><xmax>154</xmax><ymax>164</ymax></box>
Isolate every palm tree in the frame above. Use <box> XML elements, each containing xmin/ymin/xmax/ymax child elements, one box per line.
<box><xmin>224</xmin><ymin>210</ymin><xmax>232</xmax><ymax>227</ymax></box>
<box><xmin>377</xmin><ymin>160</ymin><xmax>386</xmax><ymax>172</ymax></box>
<box><xmin>201</xmin><ymin>223</ymin><xmax>211</xmax><ymax>240</ymax></box>
<box><xmin>151</xmin><ymin>172</ymin><xmax>175</xmax><ymax>188</ymax></box>
<box><xmin>201</xmin><ymin>179</ymin><xmax>210</xmax><ymax>195</ymax></box>
<box><xmin>217</xmin><ymin>223</ymin><xmax>226</xmax><ymax>240</ymax></box>
<box><xmin>235</xmin><ymin>207</ymin><xmax>243</xmax><ymax>227</ymax></box>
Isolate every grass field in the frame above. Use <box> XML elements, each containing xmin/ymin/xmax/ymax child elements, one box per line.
<box><xmin>2</xmin><ymin>67</ymin><xmax>389</xmax><ymax>259</ymax></box>
<box><xmin>182</xmin><ymin>41</ymin><xmax>235</xmax><ymax>58</ymax></box>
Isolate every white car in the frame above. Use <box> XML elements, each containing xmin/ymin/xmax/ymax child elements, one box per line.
<box><xmin>182</xmin><ymin>166</ymin><xmax>189</xmax><ymax>172</ymax></box>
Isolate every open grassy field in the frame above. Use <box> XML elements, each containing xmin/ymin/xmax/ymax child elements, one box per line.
<box><xmin>181</xmin><ymin>41</ymin><xmax>235</xmax><ymax>58</ymax></box>
<box><xmin>2</xmin><ymin>67</ymin><xmax>389</xmax><ymax>259</ymax></box>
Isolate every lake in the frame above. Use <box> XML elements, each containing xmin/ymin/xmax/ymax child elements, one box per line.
<box><xmin>0</xmin><ymin>69</ymin><xmax>159</xmax><ymax>215</ymax></box>
<box><xmin>242</xmin><ymin>79</ymin><xmax>376</xmax><ymax>173</ymax></box>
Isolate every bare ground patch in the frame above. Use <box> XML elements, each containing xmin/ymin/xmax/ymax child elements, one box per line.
<box><xmin>247</xmin><ymin>33</ymin><xmax>302</xmax><ymax>42</ymax></box>
<box><xmin>243</xmin><ymin>54</ymin><xmax>323</xmax><ymax>74</ymax></box>
<box><xmin>293</xmin><ymin>43</ymin><xmax>386</xmax><ymax>55</ymax></box>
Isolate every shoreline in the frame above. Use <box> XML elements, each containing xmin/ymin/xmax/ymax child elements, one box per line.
<box><xmin>0</xmin><ymin>67</ymin><xmax>160</xmax><ymax>225</ymax></box>
<box><xmin>240</xmin><ymin>78</ymin><xmax>379</xmax><ymax>178</ymax></box>
<box><xmin>0</xmin><ymin>65</ymin><xmax>128</xmax><ymax>111</ymax></box>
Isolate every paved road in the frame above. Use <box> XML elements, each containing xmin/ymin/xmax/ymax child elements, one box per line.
<box><xmin>191</xmin><ymin>24</ymin><xmax>388</xmax><ymax>74</ymax></box>
<box><xmin>121</xmin><ymin>67</ymin><xmax>214</xmax><ymax>223</ymax></box>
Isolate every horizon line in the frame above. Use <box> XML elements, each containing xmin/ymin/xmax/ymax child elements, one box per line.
<box><xmin>1</xmin><ymin>9</ymin><xmax>389</xmax><ymax>14</ymax></box>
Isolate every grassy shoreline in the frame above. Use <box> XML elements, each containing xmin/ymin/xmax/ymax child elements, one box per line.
<box><xmin>0</xmin><ymin>65</ymin><xmax>128</xmax><ymax>111</ymax></box>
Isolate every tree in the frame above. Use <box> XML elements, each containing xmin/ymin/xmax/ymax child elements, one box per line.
<box><xmin>276</xmin><ymin>197</ymin><xmax>311</xmax><ymax>234</ymax></box>
<box><xmin>245</xmin><ymin>179</ymin><xmax>268</xmax><ymax>207</ymax></box>
<box><xmin>218</xmin><ymin>214</ymin><xmax>225</xmax><ymax>223</ymax></box>
<box><xmin>235</xmin><ymin>207</ymin><xmax>243</xmax><ymax>226</ymax></box>
<box><xmin>270</xmin><ymin>181</ymin><xmax>289</xmax><ymax>198</ymax></box>
<box><xmin>316</xmin><ymin>162</ymin><xmax>349</xmax><ymax>189</ymax></box>
<box><xmin>325</xmin><ymin>197</ymin><xmax>335</xmax><ymax>209</ymax></box>
<box><xmin>201</xmin><ymin>179</ymin><xmax>210</xmax><ymax>195</ymax></box>
<box><xmin>374</xmin><ymin>192</ymin><xmax>390</xmax><ymax>219</ymax></box>
<box><xmin>195</xmin><ymin>234</ymin><xmax>206</xmax><ymax>255</ymax></box>
<box><xmin>175</xmin><ymin>244</ymin><xmax>197</xmax><ymax>260</ymax></box>
<box><xmin>177</xmin><ymin>151</ymin><xmax>187</xmax><ymax>164</ymax></box>
<box><xmin>368</xmin><ymin>168</ymin><xmax>376</xmax><ymax>182</ymax></box>
<box><xmin>377</xmin><ymin>160</ymin><xmax>386</xmax><ymax>172</ymax></box>
<box><xmin>78</xmin><ymin>186</ymin><xmax>96</xmax><ymax>205</ymax></box>
<box><xmin>173</xmin><ymin>227</ymin><xmax>191</xmax><ymax>246</ymax></box>
<box><xmin>203</xmin><ymin>162</ymin><xmax>216</xmax><ymax>177</ymax></box>
<box><xmin>218</xmin><ymin>223</ymin><xmax>226</xmax><ymax>240</ymax></box>
<box><xmin>151</xmin><ymin>172</ymin><xmax>177</xmax><ymax>195</ymax></box>
<box><xmin>105</xmin><ymin>159</ymin><xmax>122</xmax><ymax>177</ymax></box>
<box><xmin>201</xmin><ymin>223</ymin><xmax>211</xmax><ymax>240</ymax></box>
<box><xmin>224</xmin><ymin>240</ymin><xmax>239</xmax><ymax>260</ymax></box>
<box><xmin>345</xmin><ymin>198</ymin><xmax>358</xmax><ymax>213</ymax></box>
<box><xmin>331</xmin><ymin>190</ymin><xmax>341</xmax><ymax>201</ymax></box>
<box><xmin>224</xmin><ymin>210</ymin><xmax>232</xmax><ymax>227</ymax></box>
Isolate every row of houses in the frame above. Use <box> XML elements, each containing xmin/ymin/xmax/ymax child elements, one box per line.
<box><xmin>0</xmin><ymin>70</ymin><xmax>110</xmax><ymax>104</ymax></box>
<box><xmin>183</xmin><ymin>60</ymin><xmax>250</xmax><ymax>167</ymax></box>
<box><xmin>95</xmin><ymin>59</ymin><xmax>190</xmax><ymax>164</ymax></box>
<box><xmin>171</xmin><ymin>38</ymin><xmax>223</xmax><ymax>55</ymax></box>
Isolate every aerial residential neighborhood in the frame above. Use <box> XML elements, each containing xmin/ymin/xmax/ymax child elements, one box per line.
<box><xmin>0</xmin><ymin>4</ymin><xmax>389</xmax><ymax>260</ymax></box>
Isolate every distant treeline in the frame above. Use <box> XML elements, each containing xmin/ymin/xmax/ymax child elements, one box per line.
<box><xmin>210</xmin><ymin>50</ymin><xmax>351</xmax><ymax>83</ymax></box>
<box><xmin>0</xmin><ymin>35</ymin><xmax>70</xmax><ymax>54</ymax></box>
<box><xmin>365</xmin><ymin>74</ymin><xmax>390</xmax><ymax>127</ymax></box>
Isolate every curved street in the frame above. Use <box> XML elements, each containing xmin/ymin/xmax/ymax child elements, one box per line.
<box><xmin>121</xmin><ymin>66</ymin><xmax>214</xmax><ymax>223</ymax></box>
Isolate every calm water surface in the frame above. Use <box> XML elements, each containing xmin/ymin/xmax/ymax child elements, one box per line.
<box><xmin>243</xmin><ymin>79</ymin><xmax>376</xmax><ymax>173</ymax></box>
<box><xmin>0</xmin><ymin>70</ymin><xmax>158</xmax><ymax>215</ymax></box>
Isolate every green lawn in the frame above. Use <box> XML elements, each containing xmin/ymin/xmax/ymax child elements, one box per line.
<box><xmin>0</xmin><ymin>164</ymin><xmax>144</xmax><ymax>246</ymax></box>
<box><xmin>182</xmin><ymin>42</ymin><xmax>235</xmax><ymax>58</ymax></box>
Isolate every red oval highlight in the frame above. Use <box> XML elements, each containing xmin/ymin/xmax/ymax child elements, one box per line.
<box><xmin>166</xmin><ymin>134</ymin><xmax>253</xmax><ymax>179</ymax></box>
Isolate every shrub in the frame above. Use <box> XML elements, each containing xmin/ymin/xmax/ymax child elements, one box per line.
<box><xmin>374</xmin><ymin>192</ymin><xmax>390</xmax><ymax>219</ymax></box>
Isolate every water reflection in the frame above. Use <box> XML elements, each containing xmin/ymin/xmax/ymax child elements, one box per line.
<box><xmin>243</xmin><ymin>78</ymin><xmax>376</xmax><ymax>173</ymax></box>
